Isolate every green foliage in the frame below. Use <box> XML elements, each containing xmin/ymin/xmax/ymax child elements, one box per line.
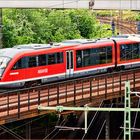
<box><xmin>96</xmin><ymin>10</ymin><xmax>140</xmax><ymax>22</ymax></box>
<box><xmin>95</xmin><ymin>10</ymin><xmax>116</xmax><ymax>17</ymax></box>
<box><xmin>2</xmin><ymin>9</ymin><xmax>112</xmax><ymax>48</ymax></box>
<box><xmin>135</xmin><ymin>12</ymin><xmax>140</xmax><ymax>21</ymax></box>
<box><xmin>69</xmin><ymin>10</ymin><xmax>97</xmax><ymax>38</ymax></box>
<box><xmin>123</xmin><ymin>10</ymin><xmax>139</xmax><ymax>21</ymax></box>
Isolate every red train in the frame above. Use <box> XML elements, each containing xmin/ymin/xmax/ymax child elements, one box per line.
<box><xmin>0</xmin><ymin>34</ymin><xmax>140</xmax><ymax>87</ymax></box>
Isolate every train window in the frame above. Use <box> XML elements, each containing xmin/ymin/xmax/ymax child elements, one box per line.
<box><xmin>106</xmin><ymin>47</ymin><xmax>112</xmax><ymax>63</ymax></box>
<box><xmin>48</xmin><ymin>54</ymin><xmax>56</xmax><ymax>65</ymax></box>
<box><xmin>38</xmin><ymin>52</ymin><xmax>63</xmax><ymax>66</ymax></box>
<box><xmin>76</xmin><ymin>50</ymin><xmax>82</xmax><ymax>68</ymax></box>
<box><xmin>99</xmin><ymin>47</ymin><xmax>106</xmax><ymax>64</ymax></box>
<box><xmin>76</xmin><ymin>46</ymin><xmax>112</xmax><ymax>68</ymax></box>
<box><xmin>132</xmin><ymin>43</ymin><xmax>139</xmax><ymax>59</ymax></box>
<box><xmin>93</xmin><ymin>47</ymin><xmax>112</xmax><ymax>65</ymax></box>
<box><xmin>126</xmin><ymin>44</ymin><xmax>132</xmax><ymax>60</ymax></box>
<box><xmin>48</xmin><ymin>52</ymin><xmax>63</xmax><ymax>65</ymax></box>
<box><xmin>120</xmin><ymin>45</ymin><xmax>126</xmax><ymax>60</ymax></box>
<box><xmin>0</xmin><ymin>57</ymin><xmax>11</xmax><ymax>69</ymax></box>
<box><xmin>120</xmin><ymin>43</ymin><xmax>140</xmax><ymax>61</ymax></box>
<box><xmin>57</xmin><ymin>52</ymin><xmax>63</xmax><ymax>63</ymax></box>
<box><xmin>12</xmin><ymin>57</ymin><xmax>28</xmax><ymax>70</ymax></box>
<box><xmin>28</xmin><ymin>56</ymin><xmax>37</xmax><ymax>67</ymax></box>
<box><xmin>90</xmin><ymin>48</ymin><xmax>99</xmax><ymax>65</ymax></box>
<box><xmin>83</xmin><ymin>49</ymin><xmax>90</xmax><ymax>67</ymax></box>
<box><xmin>38</xmin><ymin>54</ymin><xmax>47</xmax><ymax>66</ymax></box>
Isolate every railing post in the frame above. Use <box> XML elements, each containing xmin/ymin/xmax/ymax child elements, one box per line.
<box><xmin>65</xmin><ymin>82</ymin><xmax>67</xmax><ymax>103</ymax></box>
<box><xmin>28</xmin><ymin>91</ymin><xmax>30</xmax><ymax>111</ymax></box>
<box><xmin>38</xmin><ymin>90</ymin><xmax>40</xmax><ymax>113</ymax></box>
<box><xmin>90</xmin><ymin>78</ymin><xmax>92</xmax><ymax>101</ymax></box>
<box><xmin>105</xmin><ymin>76</ymin><xmax>107</xmax><ymax>99</ymax></box>
<box><xmin>82</xmin><ymin>80</ymin><xmax>84</xmax><ymax>99</ymax></box>
<box><xmin>48</xmin><ymin>86</ymin><xmax>49</xmax><ymax>106</ymax></box>
<box><xmin>119</xmin><ymin>72</ymin><xmax>122</xmax><ymax>96</ymax></box>
<box><xmin>18</xmin><ymin>92</ymin><xmax>20</xmax><ymax>118</ymax></box>
<box><xmin>98</xmin><ymin>77</ymin><xmax>99</xmax><ymax>96</ymax></box>
<box><xmin>74</xmin><ymin>81</ymin><xmax>76</xmax><ymax>105</ymax></box>
<box><xmin>7</xmin><ymin>93</ymin><xmax>9</xmax><ymax>116</ymax></box>
<box><xmin>133</xmin><ymin>70</ymin><xmax>135</xmax><ymax>91</ymax></box>
<box><xmin>57</xmin><ymin>84</ymin><xmax>59</xmax><ymax>105</ymax></box>
<box><xmin>112</xmin><ymin>73</ymin><xmax>114</xmax><ymax>94</ymax></box>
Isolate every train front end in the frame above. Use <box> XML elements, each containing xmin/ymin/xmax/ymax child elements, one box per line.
<box><xmin>0</xmin><ymin>48</ymin><xmax>25</xmax><ymax>88</ymax></box>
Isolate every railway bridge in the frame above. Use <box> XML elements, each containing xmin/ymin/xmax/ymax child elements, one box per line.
<box><xmin>0</xmin><ymin>68</ymin><xmax>140</xmax><ymax>125</ymax></box>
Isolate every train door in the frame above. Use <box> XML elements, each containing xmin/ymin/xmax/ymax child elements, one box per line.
<box><xmin>66</xmin><ymin>51</ymin><xmax>74</xmax><ymax>76</ymax></box>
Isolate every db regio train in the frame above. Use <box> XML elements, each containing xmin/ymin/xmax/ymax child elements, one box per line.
<box><xmin>0</xmin><ymin>34</ymin><xmax>140</xmax><ymax>87</ymax></box>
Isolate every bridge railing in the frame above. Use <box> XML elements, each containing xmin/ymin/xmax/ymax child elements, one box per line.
<box><xmin>0</xmin><ymin>68</ymin><xmax>140</xmax><ymax>124</ymax></box>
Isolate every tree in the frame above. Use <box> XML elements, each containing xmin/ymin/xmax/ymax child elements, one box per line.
<box><xmin>2</xmin><ymin>9</ymin><xmax>112</xmax><ymax>48</ymax></box>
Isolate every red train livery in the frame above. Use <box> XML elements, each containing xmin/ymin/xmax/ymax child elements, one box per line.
<box><xmin>0</xmin><ymin>34</ymin><xmax>140</xmax><ymax>87</ymax></box>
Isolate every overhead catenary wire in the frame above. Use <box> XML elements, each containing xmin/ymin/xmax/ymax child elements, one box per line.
<box><xmin>0</xmin><ymin>114</ymin><xmax>47</xmax><ymax>137</ymax></box>
<box><xmin>96</xmin><ymin>120</ymin><xmax>106</xmax><ymax>140</ymax></box>
<box><xmin>43</xmin><ymin>116</ymin><xmax>67</xmax><ymax>140</ymax></box>
<box><xmin>48</xmin><ymin>119</ymin><xmax>67</xmax><ymax>140</ymax></box>
<box><xmin>81</xmin><ymin>100</ymin><xmax>104</xmax><ymax>140</ymax></box>
<box><xmin>0</xmin><ymin>125</ymin><xmax>24</xmax><ymax>140</ymax></box>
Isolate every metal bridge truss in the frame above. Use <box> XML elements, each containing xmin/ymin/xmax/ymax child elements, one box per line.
<box><xmin>38</xmin><ymin>81</ymin><xmax>140</xmax><ymax>140</ymax></box>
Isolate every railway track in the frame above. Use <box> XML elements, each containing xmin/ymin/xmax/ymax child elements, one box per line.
<box><xmin>97</xmin><ymin>16</ymin><xmax>137</xmax><ymax>34</ymax></box>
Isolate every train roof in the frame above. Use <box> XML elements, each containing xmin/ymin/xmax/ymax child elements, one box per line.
<box><xmin>111</xmin><ymin>34</ymin><xmax>140</xmax><ymax>42</ymax></box>
<box><xmin>0</xmin><ymin>44</ymin><xmax>53</xmax><ymax>58</ymax></box>
<box><xmin>61</xmin><ymin>39</ymin><xmax>96</xmax><ymax>44</ymax></box>
<box><xmin>53</xmin><ymin>39</ymin><xmax>96</xmax><ymax>47</ymax></box>
<box><xmin>13</xmin><ymin>44</ymin><xmax>51</xmax><ymax>49</ymax></box>
<box><xmin>1</xmin><ymin>35</ymin><xmax>140</xmax><ymax>59</ymax></box>
<box><xmin>0</xmin><ymin>48</ymin><xmax>32</xmax><ymax>58</ymax></box>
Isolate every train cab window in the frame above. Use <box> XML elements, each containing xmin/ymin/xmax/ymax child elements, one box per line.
<box><xmin>12</xmin><ymin>57</ymin><xmax>28</xmax><ymax>70</ymax></box>
<box><xmin>0</xmin><ymin>57</ymin><xmax>11</xmax><ymax>69</ymax></box>
<box><xmin>28</xmin><ymin>56</ymin><xmax>37</xmax><ymax>67</ymax></box>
